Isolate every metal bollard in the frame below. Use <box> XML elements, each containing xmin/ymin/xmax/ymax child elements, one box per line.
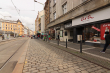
<box><xmin>66</xmin><ymin>39</ymin><xmax>67</xmax><ymax>48</ymax></box>
<box><xmin>80</xmin><ymin>36</ymin><xmax>82</xmax><ymax>53</ymax></box>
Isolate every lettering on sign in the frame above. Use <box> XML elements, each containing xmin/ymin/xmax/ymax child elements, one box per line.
<box><xmin>65</xmin><ymin>23</ymin><xmax>72</xmax><ymax>28</ymax></box>
<box><xmin>103</xmin><ymin>23</ymin><xmax>110</xmax><ymax>27</ymax></box>
<box><xmin>81</xmin><ymin>15</ymin><xmax>94</xmax><ymax>22</ymax></box>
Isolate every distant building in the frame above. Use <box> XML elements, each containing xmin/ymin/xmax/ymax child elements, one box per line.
<box><xmin>35</xmin><ymin>10</ymin><xmax>45</xmax><ymax>35</ymax></box>
<box><xmin>0</xmin><ymin>19</ymin><xmax>24</xmax><ymax>36</ymax></box>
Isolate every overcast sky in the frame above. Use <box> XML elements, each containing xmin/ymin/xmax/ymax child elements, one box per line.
<box><xmin>0</xmin><ymin>0</ymin><xmax>46</xmax><ymax>31</ymax></box>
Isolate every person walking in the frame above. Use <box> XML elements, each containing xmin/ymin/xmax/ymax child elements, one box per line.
<box><xmin>2</xmin><ymin>35</ymin><xmax>3</xmax><ymax>40</ymax></box>
<box><xmin>57</xmin><ymin>34</ymin><xmax>59</xmax><ymax>40</ymax></box>
<box><xmin>101</xmin><ymin>32</ymin><xmax>110</xmax><ymax>53</ymax></box>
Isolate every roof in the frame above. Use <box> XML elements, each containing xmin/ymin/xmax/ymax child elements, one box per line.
<box><xmin>0</xmin><ymin>18</ymin><xmax>17</xmax><ymax>24</ymax></box>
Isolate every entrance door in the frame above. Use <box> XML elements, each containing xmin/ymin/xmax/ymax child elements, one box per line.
<box><xmin>76</xmin><ymin>27</ymin><xmax>84</xmax><ymax>42</ymax></box>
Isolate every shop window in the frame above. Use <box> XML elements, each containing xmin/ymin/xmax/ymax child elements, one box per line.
<box><xmin>65</xmin><ymin>31</ymin><xmax>67</xmax><ymax>36</ymax></box>
<box><xmin>85</xmin><ymin>24</ymin><xmax>100</xmax><ymax>41</ymax></box>
<box><xmin>60</xmin><ymin>30</ymin><xmax>63</xmax><ymax>37</ymax></box>
<box><xmin>70</xmin><ymin>31</ymin><xmax>73</xmax><ymax>37</ymax></box>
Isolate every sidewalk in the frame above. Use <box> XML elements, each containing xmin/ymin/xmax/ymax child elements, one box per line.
<box><xmin>49</xmin><ymin>40</ymin><xmax>110</xmax><ymax>61</ymax></box>
<box><xmin>22</xmin><ymin>39</ymin><xmax>110</xmax><ymax>73</ymax></box>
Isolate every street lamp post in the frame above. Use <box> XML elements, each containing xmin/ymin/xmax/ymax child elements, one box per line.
<box><xmin>34</xmin><ymin>0</ymin><xmax>44</xmax><ymax>5</ymax></box>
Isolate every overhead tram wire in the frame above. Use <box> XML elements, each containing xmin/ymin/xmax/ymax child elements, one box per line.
<box><xmin>11</xmin><ymin>0</ymin><xmax>23</xmax><ymax>22</ymax></box>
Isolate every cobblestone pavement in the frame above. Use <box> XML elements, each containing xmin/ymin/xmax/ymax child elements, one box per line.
<box><xmin>22</xmin><ymin>39</ymin><xmax>110</xmax><ymax>73</ymax></box>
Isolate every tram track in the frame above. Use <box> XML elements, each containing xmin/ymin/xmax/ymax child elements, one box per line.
<box><xmin>0</xmin><ymin>41</ymin><xmax>21</xmax><ymax>52</ymax></box>
<box><xmin>0</xmin><ymin>39</ymin><xmax>28</xmax><ymax>71</ymax></box>
<box><xmin>0</xmin><ymin>38</ymin><xmax>26</xmax><ymax>52</ymax></box>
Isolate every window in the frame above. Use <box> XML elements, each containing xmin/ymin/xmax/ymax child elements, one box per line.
<box><xmin>65</xmin><ymin>31</ymin><xmax>67</xmax><ymax>36</ymax></box>
<box><xmin>50</xmin><ymin>7</ymin><xmax>51</xmax><ymax>13</ymax></box>
<box><xmin>6</xmin><ymin>27</ymin><xmax>7</xmax><ymax>29</ymax></box>
<box><xmin>62</xmin><ymin>3</ymin><xmax>67</xmax><ymax>14</ymax></box>
<box><xmin>53</xmin><ymin>12</ymin><xmax>56</xmax><ymax>20</ymax></box>
<box><xmin>82</xmin><ymin>0</ymin><xmax>87</xmax><ymax>2</ymax></box>
<box><xmin>8</xmin><ymin>27</ymin><xmax>10</xmax><ymax>30</ymax></box>
<box><xmin>70</xmin><ymin>31</ymin><xmax>73</xmax><ymax>37</ymax></box>
<box><xmin>60</xmin><ymin>30</ymin><xmax>63</xmax><ymax>37</ymax></box>
<box><xmin>11</xmin><ymin>28</ymin><xmax>12</xmax><ymax>30</ymax></box>
<box><xmin>53</xmin><ymin>0</ymin><xmax>56</xmax><ymax>4</ymax></box>
<box><xmin>6</xmin><ymin>24</ymin><xmax>7</xmax><ymax>26</ymax></box>
<box><xmin>0</xmin><ymin>27</ymin><xmax>1</xmax><ymax>30</ymax></box>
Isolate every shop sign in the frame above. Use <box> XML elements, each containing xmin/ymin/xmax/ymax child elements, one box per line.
<box><xmin>65</xmin><ymin>23</ymin><xmax>72</xmax><ymax>28</ymax></box>
<box><xmin>56</xmin><ymin>26</ymin><xmax>61</xmax><ymax>29</ymax></box>
<box><xmin>72</xmin><ymin>7</ymin><xmax>110</xmax><ymax>26</ymax></box>
<box><xmin>81</xmin><ymin>15</ymin><xmax>94</xmax><ymax>22</ymax></box>
<box><xmin>92</xmin><ymin>26</ymin><xmax>100</xmax><ymax>31</ymax></box>
<box><xmin>100</xmin><ymin>23</ymin><xmax>110</xmax><ymax>40</ymax></box>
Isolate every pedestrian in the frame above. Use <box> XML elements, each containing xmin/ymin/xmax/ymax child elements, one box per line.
<box><xmin>2</xmin><ymin>35</ymin><xmax>3</xmax><ymax>40</ymax></box>
<box><xmin>101</xmin><ymin>32</ymin><xmax>110</xmax><ymax>53</ymax></box>
<box><xmin>38</xmin><ymin>35</ymin><xmax>39</xmax><ymax>39</ymax></box>
<box><xmin>103</xmin><ymin>27</ymin><xmax>109</xmax><ymax>38</ymax></box>
<box><xmin>57</xmin><ymin>34</ymin><xmax>59</xmax><ymax>40</ymax></box>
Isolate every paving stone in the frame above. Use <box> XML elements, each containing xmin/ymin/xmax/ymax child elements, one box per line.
<box><xmin>54</xmin><ymin>67</ymin><xmax>59</xmax><ymax>71</ymax></box>
<box><xmin>46</xmin><ymin>69</ymin><xmax>54</xmax><ymax>73</ymax></box>
<box><xmin>63</xmin><ymin>69</ymin><xmax>69</xmax><ymax>72</ymax></box>
<box><xmin>22</xmin><ymin>40</ymin><xmax>109</xmax><ymax>73</ymax></box>
<box><xmin>63</xmin><ymin>66</ymin><xmax>68</xmax><ymax>69</ymax></box>
<box><xmin>37</xmin><ymin>71</ymin><xmax>45</xmax><ymax>73</ymax></box>
<box><xmin>51</xmin><ymin>71</ymin><xmax>58</xmax><ymax>73</ymax></box>
<box><xmin>107</xmin><ymin>71</ymin><xmax>110</xmax><ymax>73</ymax></box>
<box><xmin>81</xmin><ymin>71</ymin><xmax>89</xmax><ymax>73</ymax></box>
<box><xmin>59</xmin><ymin>66</ymin><xmax>63</xmax><ymax>70</ymax></box>
<box><xmin>68</xmin><ymin>70</ymin><xmax>76</xmax><ymax>73</ymax></box>
<box><xmin>58</xmin><ymin>70</ymin><xmax>64</xmax><ymax>73</ymax></box>
<box><xmin>32</xmin><ymin>70</ymin><xmax>39</xmax><ymax>72</ymax></box>
<box><xmin>39</xmin><ymin>68</ymin><xmax>47</xmax><ymax>71</ymax></box>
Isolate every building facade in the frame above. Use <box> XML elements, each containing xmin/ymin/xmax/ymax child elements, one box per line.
<box><xmin>46</xmin><ymin>0</ymin><xmax>110</xmax><ymax>47</ymax></box>
<box><xmin>44</xmin><ymin>0</ymin><xmax>50</xmax><ymax>30</ymax></box>
<box><xmin>0</xmin><ymin>19</ymin><xmax>24</xmax><ymax>36</ymax></box>
<box><xmin>35</xmin><ymin>10</ymin><xmax>45</xmax><ymax>35</ymax></box>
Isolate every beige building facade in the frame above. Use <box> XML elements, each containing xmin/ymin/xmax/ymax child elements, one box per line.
<box><xmin>46</xmin><ymin>0</ymin><xmax>110</xmax><ymax>47</ymax></box>
<box><xmin>0</xmin><ymin>19</ymin><xmax>24</xmax><ymax>36</ymax></box>
<box><xmin>35</xmin><ymin>10</ymin><xmax>45</xmax><ymax>34</ymax></box>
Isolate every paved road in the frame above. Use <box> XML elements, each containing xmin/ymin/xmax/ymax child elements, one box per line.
<box><xmin>0</xmin><ymin>38</ymin><xmax>29</xmax><ymax>73</ymax></box>
<box><xmin>23</xmin><ymin>39</ymin><xmax>110</xmax><ymax>73</ymax></box>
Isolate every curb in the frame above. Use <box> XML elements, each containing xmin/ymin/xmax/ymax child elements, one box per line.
<box><xmin>50</xmin><ymin>42</ymin><xmax>110</xmax><ymax>61</ymax></box>
<box><xmin>12</xmin><ymin>39</ymin><xmax>30</xmax><ymax>73</ymax></box>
